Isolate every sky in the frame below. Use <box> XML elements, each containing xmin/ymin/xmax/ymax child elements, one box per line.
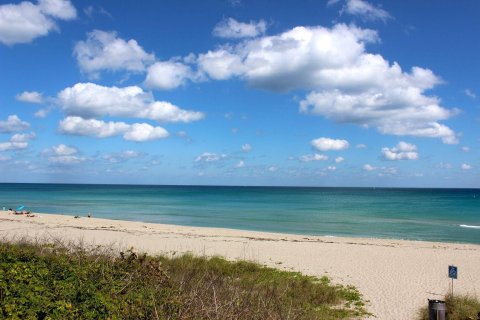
<box><xmin>0</xmin><ymin>0</ymin><xmax>479</xmax><ymax>187</ymax></box>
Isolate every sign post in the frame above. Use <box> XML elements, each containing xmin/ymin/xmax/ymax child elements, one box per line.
<box><xmin>448</xmin><ymin>265</ymin><xmax>458</xmax><ymax>296</ymax></box>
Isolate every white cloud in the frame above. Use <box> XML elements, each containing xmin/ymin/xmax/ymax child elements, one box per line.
<box><xmin>51</xmin><ymin>143</ymin><xmax>77</xmax><ymax>155</ymax></box>
<box><xmin>300</xmin><ymin>153</ymin><xmax>328</xmax><ymax>162</ymax></box>
<box><xmin>59</xmin><ymin>116</ymin><xmax>129</xmax><ymax>138</ymax></box>
<box><xmin>363</xmin><ymin>164</ymin><xmax>397</xmax><ymax>175</ymax></box>
<box><xmin>195</xmin><ymin>152</ymin><xmax>226</xmax><ymax>162</ymax></box>
<box><xmin>59</xmin><ymin>116</ymin><xmax>169</xmax><ymax>142</ymax></box>
<box><xmin>74</xmin><ymin>30</ymin><xmax>155</xmax><ymax>77</ymax></box>
<box><xmin>335</xmin><ymin>156</ymin><xmax>344</xmax><ymax>163</ymax></box>
<box><xmin>461</xmin><ymin>146</ymin><xmax>470</xmax><ymax>152</ymax></box>
<box><xmin>16</xmin><ymin>91</ymin><xmax>44</xmax><ymax>103</ymax></box>
<box><xmin>103</xmin><ymin>150</ymin><xmax>143</xmax><ymax>163</ymax></box>
<box><xmin>235</xmin><ymin>160</ymin><xmax>245</xmax><ymax>168</ymax></box>
<box><xmin>340</xmin><ymin>0</ymin><xmax>392</xmax><ymax>22</ymax></box>
<box><xmin>0</xmin><ymin>0</ymin><xmax>76</xmax><ymax>45</ymax></box>
<box><xmin>38</xmin><ymin>0</ymin><xmax>76</xmax><ymax>19</ymax></box>
<box><xmin>0</xmin><ymin>141</ymin><xmax>28</xmax><ymax>151</ymax></box>
<box><xmin>144</xmin><ymin>61</ymin><xmax>194</xmax><ymax>90</ymax></box>
<box><xmin>57</xmin><ymin>83</ymin><xmax>205</xmax><ymax>123</ymax></box>
<box><xmin>123</xmin><ymin>123</ymin><xmax>169</xmax><ymax>141</ymax></box>
<box><xmin>0</xmin><ymin>132</ymin><xmax>35</xmax><ymax>151</ymax></box>
<box><xmin>43</xmin><ymin>144</ymin><xmax>87</xmax><ymax>165</ymax></box>
<box><xmin>326</xmin><ymin>165</ymin><xmax>336</xmax><ymax>171</ymax></box>
<box><xmin>10</xmin><ymin>132</ymin><xmax>36</xmax><ymax>142</ymax></box>
<box><xmin>381</xmin><ymin>141</ymin><xmax>418</xmax><ymax>160</ymax></box>
<box><xmin>196</xmin><ymin>23</ymin><xmax>457</xmax><ymax>144</ymax></box>
<box><xmin>34</xmin><ymin>109</ymin><xmax>49</xmax><ymax>118</ymax></box>
<box><xmin>379</xmin><ymin>167</ymin><xmax>398</xmax><ymax>175</ymax></box>
<box><xmin>199</xmin><ymin>24</ymin><xmax>379</xmax><ymax>90</ymax></box>
<box><xmin>47</xmin><ymin>155</ymin><xmax>86</xmax><ymax>165</ymax></box>
<box><xmin>363</xmin><ymin>164</ymin><xmax>376</xmax><ymax>171</ymax></box>
<box><xmin>461</xmin><ymin>163</ymin><xmax>472</xmax><ymax>170</ymax></box>
<box><xmin>464</xmin><ymin>89</ymin><xmax>476</xmax><ymax>99</ymax></box>
<box><xmin>327</xmin><ymin>0</ymin><xmax>341</xmax><ymax>6</ymax></box>
<box><xmin>213</xmin><ymin>17</ymin><xmax>266</xmax><ymax>39</ymax></box>
<box><xmin>268</xmin><ymin>166</ymin><xmax>278</xmax><ymax>172</ymax></box>
<box><xmin>311</xmin><ymin>137</ymin><xmax>349</xmax><ymax>151</ymax></box>
<box><xmin>241</xmin><ymin>143</ymin><xmax>252</xmax><ymax>152</ymax></box>
<box><xmin>197</xmin><ymin>49</ymin><xmax>245</xmax><ymax>80</ymax></box>
<box><xmin>0</xmin><ymin>115</ymin><xmax>30</xmax><ymax>133</ymax></box>
<box><xmin>356</xmin><ymin>144</ymin><xmax>367</xmax><ymax>148</ymax></box>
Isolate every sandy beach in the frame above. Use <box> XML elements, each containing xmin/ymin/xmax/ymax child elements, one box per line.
<box><xmin>1</xmin><ymin>211</ymin><xmax>479</xmax><ymax>319</ymax></box>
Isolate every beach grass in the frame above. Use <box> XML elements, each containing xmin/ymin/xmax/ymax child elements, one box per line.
<box><xmin>0</xmin><ymin>239</ymin><xmax>368</xmax><ymax>319</ymax></box>
<box><xmin>417</xmin><ymin>294</ymin><xmax>480</xmax><ymax>320</ymax></box>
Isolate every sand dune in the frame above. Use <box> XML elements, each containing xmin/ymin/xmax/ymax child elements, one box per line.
<box><xmin>1</xmin><ymin>211</ymin><xmax>479</xmax><ymax>319</ymax></box>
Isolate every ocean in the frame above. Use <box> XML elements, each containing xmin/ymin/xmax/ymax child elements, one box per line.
<box><xmin>1</xmin><ymin>183</ymin><xmax>479</xmax><ymax>244</ymax></box>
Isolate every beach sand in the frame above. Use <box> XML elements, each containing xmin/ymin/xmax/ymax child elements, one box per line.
<box><xmin>1</xmin><ymin>211</ymin><xmax>479</xmax><ymax>319</ymax></box>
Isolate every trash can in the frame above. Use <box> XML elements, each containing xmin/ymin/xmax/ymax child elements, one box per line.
<box><xmin>428</xmin><ymin>299</ymin><xmax>446</xmax><ymax>320</ymax></box>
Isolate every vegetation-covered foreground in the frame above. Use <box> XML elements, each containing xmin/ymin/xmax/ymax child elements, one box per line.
<box><xmin>0</xmin><ymin>240</ymin><xmax>368</xmax><ymax>319</ymax></box>
<box><xmin>418</xmin><ymin>294</ymin><xmax>480</xmax><ymax>320</ymax></box>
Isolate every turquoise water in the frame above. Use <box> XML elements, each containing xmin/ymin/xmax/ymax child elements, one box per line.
<box><xmin>1</xmin><ymin>183</ymin><xmax>479</xmax><ymax>244</ymax></box>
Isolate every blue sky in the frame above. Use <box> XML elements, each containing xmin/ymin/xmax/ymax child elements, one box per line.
<box><xmin>0</xmin><ymin>0</ymin><xmax>478</xmax><ymax>187</ymax></box>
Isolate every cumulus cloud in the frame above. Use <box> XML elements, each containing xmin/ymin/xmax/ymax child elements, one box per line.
<box><xmin>74</xmin><ymin>30</ymin><xmax>155</xmax><ymax>77</ymax></box>
<box><xmin>268</xmin><ymin>166</ymin><xmax>278</xmax><ymax>172</ymax></box>
<box><xmin>381</xmin><ymin>141</ymin><xmax>418</xmax><ymax>160</ymax></box>
<box><xmin>0</xmin><ymin>0</ymin><xmax>76</xmax><ymax>45</ymax></box>
<box><xmin>0</xmin><ymin>131</ymin><xmax>35</xmax><ymax>151</ymax></box>
<box><xmin>103</xmin><ymin>150</ymin><xmax>143</xmax><ymax>163</ymax></box>
<box><xmin>16</xmin><ymin>91</ymin><xmax>44</xmax><ymax>103</ymax></box>
<box><xmin>197</xmin><ymin>49</ymin><xmax>245</xmax><ymax>80</ymax></box>
<box><xmin>56</xmin><ymin>145</ymin><xmax>77</xmax><ymax>156</ymax></box>
<box><xmin>235</xmin><ymin>160</ymin><xmax>245</xmax><ymax>168</ymax></box>
<box><xmin>0</xmin><ymin>141</ymin><xmax>28</xmax><ymax>151</ymax></box>
<box><xmin>461</xmin><ymin>163</ymin><xmax>472</xmax><ymax>170</ymax></box>
<box><xmin>213</xmin><ymin>17</ymin><xmax>267</xmax><ymax>39</ymax></box>
<box><xmin>363</xmin><ymin>164</ymin><xmax>397</xmax><ymax>175</ymax></box>
<box><xmin>311</xmin><ymin>137</ymin><xmax>349</xmax><ymax>151</ymax></box>
<box><xmin>123</xmin><ymin>123</ymin><xmax>169</xmax><ymax>141</ymax></box>
<box><xmin>0</xmin><ymin>115</ymin><xmax>30</xmax><ymax>133</ymax></box>
<box><xmin>300</xmin><ymin>153</ymin><xmax>328</xmax><ymax>162</ymax></box>
<box><xmin>57</xmin><ymin>83</ymin><xmax>205</xmax><ymax>123</ymax></box>
<box><xmin>339</xmin><ymin>0</ymin><xmax>392</xmax><ymax>22</ymax></box>
<box><xmin>241</xmin><ymin>143</ymin><xmax>252</xmax><ymax>152</ymax></box>
<box><xmin>195</xmin><ymin>23</ymin><xmax>458</xmax><ymax>144</ymax></box>
<box><xmin>363</xmin><ymin>164</ymin><xmax>376</xmax><ymax>171</ymax></box>
<box><xmin>58</xmin><ymin>116</ymin><xmax>169</xmax><ymax>141</ymax></box>
<box><xmin>10</xmin><ymin>132</ymin><xmax>36</xmax><ymax>142</ymax></box>
<box><xmin>194</xmin><ymin>152</ymin><xmax>226</xmax><ymax>163</ymax></box>
<box><xmin>335</xmin><ymin>156</ymin><xmax>344</xmax><ymax>163</ymax></box>
<box><xmin>145</xmin><ymin>61</ymin><xmax>194</xmax><ymax>90</ymax></box>
<box><xmin>59</xmin><ymin>116</ymin><xmax>129</xmax><ymax>138</ymax></box>
<box><xmin>43</xmin><ymin>143</ymin><xmax>87</xmax><ymax>164</ymax></box>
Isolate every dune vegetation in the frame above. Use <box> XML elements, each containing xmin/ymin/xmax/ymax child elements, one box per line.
<box><xmin>418</xmin><ymin>294</ymin><xmax>480</xmax><ymax>320</ymax></box>
<box><xmin>0</xmin><ymin>239</ymin><xmax>368</xmax><ymax>319</ymax></box>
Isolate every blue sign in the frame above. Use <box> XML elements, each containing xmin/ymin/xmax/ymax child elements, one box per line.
<box><xmin>448</xmin><ymin>265</ymin><xmax>458</xmax><ymax>279</ymax></box>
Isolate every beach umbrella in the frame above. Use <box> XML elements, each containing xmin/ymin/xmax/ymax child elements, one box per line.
<box><xmin>16</xmin><ymin>205</ymin><xmax>25</xmax><ymax>211</ymax></box>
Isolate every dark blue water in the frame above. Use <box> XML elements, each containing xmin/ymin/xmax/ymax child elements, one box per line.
<box><xmin>0</xmin><ymin>183</ymin><xmax>479</xmax><ymax>244</ymax></box>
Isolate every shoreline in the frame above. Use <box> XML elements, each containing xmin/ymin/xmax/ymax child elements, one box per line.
<box><xmin>1</xmin><ymin>210</ymin><xmax>480</xmax><ymax>319</ymax></box>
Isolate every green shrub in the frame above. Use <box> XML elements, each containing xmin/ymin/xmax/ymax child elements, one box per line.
<box><xmin>418</xmin><ymin>294</ymin><xmax>480</xmax><ymax>320</ymax></box>
<box><xmin>0</xmin><ymin>240</ymin><xmax>368</xmax><ymax>319</ymax></box>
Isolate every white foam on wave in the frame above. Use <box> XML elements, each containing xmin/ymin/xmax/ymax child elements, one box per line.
<box><xmin>459</xmin><ymin>224</ymin><xmax>480</xmax><ymax>229</ymax></box>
